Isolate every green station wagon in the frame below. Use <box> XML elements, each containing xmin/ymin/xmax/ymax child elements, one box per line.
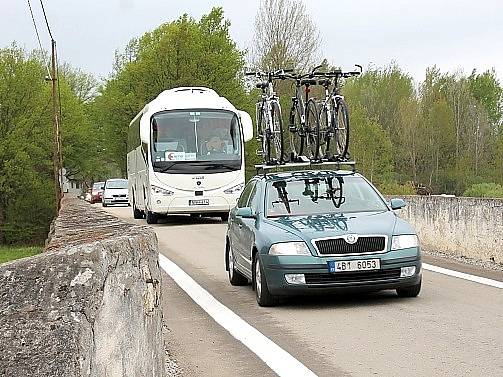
<box><xmin>225</xmin><ymin>169</ymin><xmax>422</xmax><ymax>306</ymax></box>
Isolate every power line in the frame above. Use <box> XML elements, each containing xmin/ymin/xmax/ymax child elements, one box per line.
<box><xmin>26</xmin><ymin>0</ymin><xmax>51</xmax><ymax>78</ymax></box>
<box><xmin>38</xmin><ymin>0</ymin><xmax>54</xmax><ymax>40</ymax></box>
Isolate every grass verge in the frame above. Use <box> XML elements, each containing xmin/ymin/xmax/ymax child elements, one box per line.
<box><xmin>0</xmin><ymin>245</ymin><xmax>43</xmax><ymax>264</ymax></box>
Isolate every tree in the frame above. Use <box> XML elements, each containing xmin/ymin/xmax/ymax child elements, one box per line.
<box><xmin>0</xmin><ymin>45</ymin><xmax>101</xmax><ymax>244</ymax></box>
<box><xmin>251</xmin><ymin>0</ymin><xmax>321</xmax><ymax>71</ymax></box>
<box><xmin>468</xmin><ymin>69</ymin><xmax>502</xmax><ymax>128</ymax></box>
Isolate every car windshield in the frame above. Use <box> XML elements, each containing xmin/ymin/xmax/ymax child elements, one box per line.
<box><xmin>150</xmin><ymin>110</ymin><xmax>242</xmax><ymax>174</ymax></box>
<box><xmin>266</xmin><ymin>174</ymin><xmax>388</xmax><ymax>217</ymax></box>
<box><xmin>106</xmin><ymin>180</ymin><xmax>127</xmax><ymax>189</ymax></box>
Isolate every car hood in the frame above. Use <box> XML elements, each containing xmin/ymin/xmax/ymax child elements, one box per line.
<box><xmin>104</xmin><ymin>188</ymin><xmax>128</xmax><ymax>196</ymax></box>
<box><xmin>264</xmin><ymin>211</ymin><xmax>412</xmax><ymax>243</ymax></box>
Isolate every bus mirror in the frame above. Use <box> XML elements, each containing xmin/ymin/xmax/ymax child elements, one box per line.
<box><xmin>238</xmin><ymin>110</ymin><xmax>253</xmax><ymax>142</ymax></box>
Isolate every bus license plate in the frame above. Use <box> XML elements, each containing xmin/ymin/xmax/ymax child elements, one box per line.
<box><xmin>189</xmin><ymin>199</ymin><xmax>209</xmax><ymax>206</ymax></box>
<box><xmin>327</xmin><ymin>259</ymin><xmax>380</xmax><ymax>273</ymax></box>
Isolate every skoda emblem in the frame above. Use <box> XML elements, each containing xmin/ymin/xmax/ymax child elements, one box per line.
<box><xmin>196</xmin><ymin>181</ymin><xmax>201</xmax><ymax>186</ymax></box>
<box><xmin>345</xmin><ymin>234</ymin><xmax>358</xmax><ymax>244</ymax></box>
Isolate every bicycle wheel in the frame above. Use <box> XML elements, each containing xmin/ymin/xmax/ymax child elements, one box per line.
<box><xmin>257</xmin><ymin>105</ymin><xmax>270</xmax><ymax>164</ymax></box>
<box><xmin>305</xmin><ymin>99</ymin><xmax>320</xmax><ymax>160</ymax></box>
<box><xmin>331</xmin><ymin>97</ymin><xmax>350</xmax><ymax>160</ymax></box>
<box><xmin>318</xmin><ymin>103</ymin><xmax>329</xmax><ymax>159</ymax></box>
<box><xmin>270</xmin><ymin>101</ymin><xmax>284</xmax><ymax>164</ymax></box>
<box><xmin>288</xmin><ymin>105</ymin><xmax>303</xmax><ymax>161</ymax></box>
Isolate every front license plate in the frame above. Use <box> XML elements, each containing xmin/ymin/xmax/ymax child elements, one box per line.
<box><xmin>327</xmin><ymin>259</ymin><xmax>380</xmax><ymax>273</ymax></box>
<box><xmin>189</xmin><ymin>199</ymin><xmax>209</xmax><ymax>206</ymax></box>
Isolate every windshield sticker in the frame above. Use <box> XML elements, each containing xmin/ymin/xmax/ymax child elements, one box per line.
<box><xmin>185</xmin><ymin>153</ymin><xmax>197</xmax><ymax>160</ymax></box>
<box><xmin>165</xmin><ymin>151</ymin><xmax>186</xmax><ymax>161</ymax></box>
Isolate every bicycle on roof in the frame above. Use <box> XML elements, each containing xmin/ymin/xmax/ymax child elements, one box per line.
<box><xmin>315</xmin><ymin>65</ymin><xmax>362</xmax><ymax>161</ymax></box>
<box><xmin>284</xmin><ymin>65</ymin><xmax>323</xmax><ymax>162</ymax></box>
<box><xmin>245</xmin><ymin>69</ymin><xmax>293</xmax><ymax>165</ymax></box>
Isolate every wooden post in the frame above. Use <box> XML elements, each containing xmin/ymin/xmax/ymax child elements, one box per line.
<box><xmin>51</xmin><ymin>39</ymin><xmax>61</xmax><ymax>213</ymax></box>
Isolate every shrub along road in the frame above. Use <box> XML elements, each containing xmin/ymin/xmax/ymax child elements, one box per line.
<box><xmin>103</xmin><ymin>205</ymin><xmax>503</xmax><ymax>377</ymax></box>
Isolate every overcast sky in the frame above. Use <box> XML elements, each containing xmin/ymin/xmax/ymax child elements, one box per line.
<box><xmin>2</xmin><ymin>0</ymin><xmax>502</xmax><ymax>83</ymax></box>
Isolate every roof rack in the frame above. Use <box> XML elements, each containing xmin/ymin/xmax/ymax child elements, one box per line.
<box><xmin>255</xmin><ymin>160</ymin><xmax>356</xmax><ymax>177</ymax></box>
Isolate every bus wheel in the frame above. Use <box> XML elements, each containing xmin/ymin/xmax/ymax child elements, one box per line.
<box><xmin>146</xmin><ymin>211</ymin><xmax>158</xmax><ymax>224</ymax></box>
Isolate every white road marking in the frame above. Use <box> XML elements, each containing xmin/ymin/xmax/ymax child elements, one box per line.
<box><xmin>423</xmin><ymin>263</ymin><xmax>503</xmax><ymax>289</ymax></box>
<box><xmin>158</xmin><ymin>254</ymin><xmax>317</xmax><ymax>377</ymax></box>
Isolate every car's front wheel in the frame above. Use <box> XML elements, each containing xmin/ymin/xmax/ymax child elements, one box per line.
<box><xmin>396</xmin><ymin>279</ymin><xmax>421</xmax><ymax>298</ymax></box>
<box><xmin>253</xmin><ymin>253</ymin><xmax>278</xmax><ymax>307</ymax></box>
<box><xmin>227</xmin><ymin>243</ymin><xmax>247</xmax><ymax>286</ymax></box>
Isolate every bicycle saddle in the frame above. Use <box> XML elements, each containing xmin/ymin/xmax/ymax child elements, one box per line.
<box><xmin>255</xmin><ymin>81</ymin><xmax>269</xmax><ymax>89</ymax></box>
<box><xmin>300</xmin><ymin>79</ymin><xmax>317</xmax><ymax>86</ymax></box>
<box><xmin>318</xmin><ymin>79</ymin><xmax>331</xmax><ymax>86</ymax></box>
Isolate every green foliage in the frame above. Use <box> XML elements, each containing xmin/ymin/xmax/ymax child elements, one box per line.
<box><xmin>0</xmin><ymin>45</ymin><xmax>101</xmax><ymax>244</ymax></box>
<box><xmin>0</xmin><ymin>45</ymin><xmax>55</xmax><ymax>244</ymax></box>
<box><xmin>349</xmin><ymin>105</ymin><xmax>393</xmax><ymax>185</ymax></box>
<box><xmin>343</xmin><ymin>63</ymin><xmax>503</xmax><ymax>195</ymax></box>
<box><xmin>0</xmin><ymin>245</ymin><xmax>42</xmax><ymax>264</ymax></box>
<box><xmin>463</xmin><ymin>183</ymin><xmax>503</xmax><ymax>198</ymax></box>
<box><xmin>376</xmin><ymin>181</ymin><xmax>416</xmax><ymax>196</ymax></box>
<box><xmin>93</xmin><ymin>8</ymin><xmax>250</xmax><ymax>174</ymax></box>
<box><xmin>468</xmin><ymin>69</ymin><xmax>502</xmax><ymax>126</ymax></box>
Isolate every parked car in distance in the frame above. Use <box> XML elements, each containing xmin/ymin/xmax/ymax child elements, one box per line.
<box><xmin>102</xmin><ymin>179</ymin><xmax>129</xmax><ymax>207</ymax></box>
<box><xmin>225</xmin><ymin>170</ymin><xmax>422</xmax><ymax>306</ymax></box>
<box><xmin>90</xmin><ymin>181</ymin><xmax>105</xmax><ymax>204</ymax></box>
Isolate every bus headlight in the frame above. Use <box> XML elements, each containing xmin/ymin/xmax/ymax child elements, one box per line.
<box><xmin>224</xmin><ymin>183</ymin><xmax>244</xmax><ymax>194</ymax></box>
<box><xmin>151</xmin><ymin>185</ymin><xmax>174</xmax><ymax>196</ymax></box>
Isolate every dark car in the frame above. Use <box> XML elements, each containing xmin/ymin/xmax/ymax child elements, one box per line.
<box><xmin>225</xmin><ymin>169</ymin><xmax>422</xmax><ymax>306</ymax></box>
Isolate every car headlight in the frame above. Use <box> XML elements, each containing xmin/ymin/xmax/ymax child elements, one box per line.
<box><xmin>224</xmin><ymin>183</ymin><xmax>244</xmax><ymax>194</ymax></box>
<box><xmin>151</xmin><ymin>185</ymin><xmax>174</xmax><ymax>196</ymax></box>
<box><xmin>391</xmin><ymin>235</ymin><xmax>419</xmax><ymax>250</ymax></box>
<box><xmin>269</xmin><ymin>242</ymin><xmax>311</xmax><ymax>256</ymax></box>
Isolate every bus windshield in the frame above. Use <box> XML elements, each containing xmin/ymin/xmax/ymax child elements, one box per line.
<box><xmin>151</xmin><ymin>110</ymin><xmax>242</xmax><ymax>174</ymax></box>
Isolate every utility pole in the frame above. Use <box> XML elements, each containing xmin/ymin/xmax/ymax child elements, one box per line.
<box><xmin>50</xmin><ymin>39</ymin><xmax>62</xmax><ymax>213</ymax></box>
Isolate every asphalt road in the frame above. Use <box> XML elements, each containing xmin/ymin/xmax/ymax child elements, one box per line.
<box><xmin>103</xmin><ymin>205</ymin><xmax>503</xmax><ymax>377</ymax></box>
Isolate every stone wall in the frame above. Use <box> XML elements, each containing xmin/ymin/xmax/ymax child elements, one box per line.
<box><xmin>0</xmin><ymin>198</ymin><xmax>165</xmax><ymax>377</ymax></box>
<box><xmin>391</xmin><ymin>196</ymin><xmax>503</xmax><ymax>263</ymax></box>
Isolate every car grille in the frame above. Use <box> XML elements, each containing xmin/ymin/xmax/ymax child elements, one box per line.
<box><xmin>304</xmin><ymin>268</ymin><xmax>401</xmax><ymax>285</ymax></box>
<box><xmin>113</xmin><ymin>194</ymin><xmax>127</xmax><ymax>198</ymax></box>
<box><xmin>314</xmin><ymin>236</ymin><xmax>386</xmax><ymax>255</ymax></box>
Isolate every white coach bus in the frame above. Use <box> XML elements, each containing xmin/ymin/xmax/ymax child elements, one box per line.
<box><xmin>127</xmin><ymin>87</ymin><xmax>253</xmax><ymax>224</ymax></box>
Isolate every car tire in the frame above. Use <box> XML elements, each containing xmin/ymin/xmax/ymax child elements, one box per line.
<box><xmin>227</xmin><ymin>242</ymin><xmax>248</xmax><ymax>286</ymax></box>
<box><xmin>220</xmin><ymin>213</ymin><xmax>229</xmax><ymax>222</ymax></box>
<box><xmin>253</xmin><ymin>253</ymin><xmax>278</xmax><ymax>307</ymax></box>
<box><xmin>396</xmin><ymin>278</ymin><xmax>421</xmax><ymax>298</ymax></box>
<box><xmin>146</xmin><ymin>211</ymin><xmax>158</xmax><ymax>224</ymax></box>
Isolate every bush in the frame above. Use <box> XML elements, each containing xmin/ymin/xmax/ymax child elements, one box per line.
<box><xmin>377</xmin><ymin>181</ymin><xmax>416</xmax><ymax>195</ymax></box>
<box><xmin>463</xmin><ymin>183</ymin><xmax>503</xmax><ymax>198</ymax></box>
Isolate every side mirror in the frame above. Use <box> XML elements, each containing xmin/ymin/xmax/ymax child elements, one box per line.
<box><xmin>390</xmin><ymin>198</ymin><xmax>406</xmax><ymax>210</ymax></box>
<box><xmin>237</xmin><ymin>110</ymin><xmax>253</xmax><ymax>142</ymax></box>
<box><xmin>236</xmin><ymin>207</ymin><xmax>256</xmax><ymax>218</ymax></box>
